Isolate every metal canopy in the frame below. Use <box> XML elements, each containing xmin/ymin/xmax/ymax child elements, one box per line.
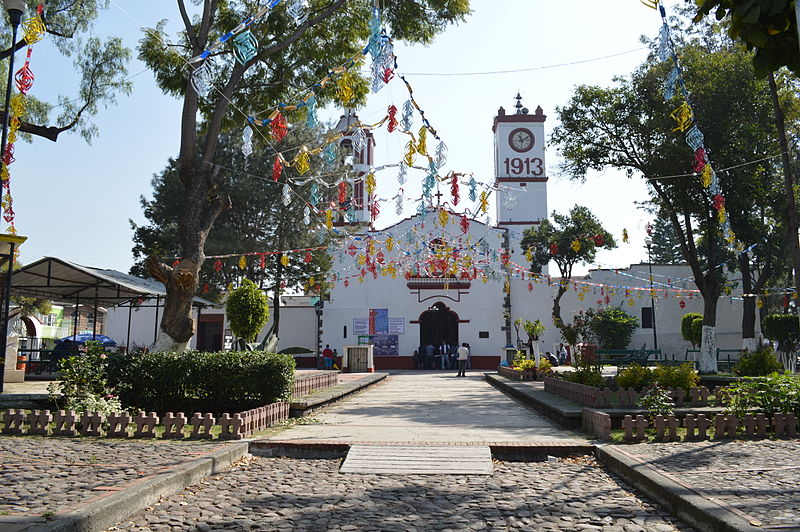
<box><xmin>10</xmin><ymin>256</ymin><xmax>214</xmax><ymax>308</ymax></box>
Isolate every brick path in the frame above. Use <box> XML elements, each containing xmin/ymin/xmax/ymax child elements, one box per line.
<box><xmin>0</xmin><ymin>437</ymin><xmax>224</xmax><ymax>519</ymax></box>
<box><xmin>105</xmin><ymin>456</ymin><xmax>691</xmax><ymax>531</ymax></box>
<box><xmin>610</xmin><ymin>440</ymin><xmax>800</xmax><ymax>529</ymax></box>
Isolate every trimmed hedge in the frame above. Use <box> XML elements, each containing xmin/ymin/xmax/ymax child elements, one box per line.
<box><xmin>106</xmin><ymin>350</ymin><xmax>295</xmax><ymax>415</ymax></box>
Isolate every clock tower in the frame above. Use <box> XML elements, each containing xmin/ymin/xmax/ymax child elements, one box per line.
<box><xmin>493</xmin><ymin>94</ymin><xmax>548</xmax><ymax>253</ymax></box>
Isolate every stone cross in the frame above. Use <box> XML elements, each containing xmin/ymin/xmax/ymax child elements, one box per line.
<box><xmin>52</xmin><ymin>410</ymin><xmax>78</xmax><ymax>437</ymax></box>
<box><xmin>190</xmin><ymin>413</ymin><xmax>215</xmax><ymax>439</ymax></box>
<box><xmin>134</xmin><ymin>412</ymin><xmax>159</xmax><ymax>438</ymax></box>
<box><xmin>162</xmin><ymin>412</ymin><xmax>187</xmax><ymax>439</ymax></box>
<box><xmin>671</xmin><ymin>388</ymin><xmax>685</xmax><ymax>407</ymax></box>
<box><xmin>80</xmin><ymin>411</ymin><xmax>105</xmax><ymax>437</ymax></box>
<box><xmin>2</xmin><ymin>409</ymin><xmax>25</xmax><ymax>435</ymax></box>
<box><xmin>754</xmin><ymin>413</ymin><xmax>767</xmax><ymax>439</ymax></box>
<box><xmin>622</xmin><ymin>414</ymin><xmax>648</xmax><ymax>442</ymax></box>
<box><xmin>786</xmin><ymin>413</ymin><xmax>798</xmax><ymax>438</ymax></box>
<box><xmin>714</xmin><ymin>413</ymin><xmax>738</xmax><ymax>439</ymax></box>
<box><xmin>26</xmin><ymin>410</ymin><xmax>52</xmax><ymax>436</ymax></box>
<box><xmin>684</xmin><ymin>414</ymin><xmax>709</xmax><ymax>441</ymax></box>
<box><xmin>106</xmin><ymin>412</ymin><xmax>132</xmax><ymax>438</ymax></box>
<box><xmin>219</xmin><ymin>413</ymin><xmax>245</xmax><ymax>440</ymax></box>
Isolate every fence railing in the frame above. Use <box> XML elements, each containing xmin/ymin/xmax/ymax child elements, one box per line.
<box><xmin>292</xmin><ymin>372</ymin><xmax>339</xmax><ymax>397</ymax></box>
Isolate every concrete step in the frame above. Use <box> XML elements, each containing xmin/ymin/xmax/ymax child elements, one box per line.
<box><xmin>340</xmin><ymin>444</ymin><xmax>493</xmax><ymax>475</ymax></box>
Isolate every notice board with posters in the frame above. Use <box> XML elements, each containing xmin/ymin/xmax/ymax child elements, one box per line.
<box><xmin>370</xmin><ymin>334</ymin><xmax>399</xmax><ymax>356</ymax></box>
<box><xmin>369</xmin><ymin>308</ymin><xmax>389</xmax><ymax>335</ymax></box>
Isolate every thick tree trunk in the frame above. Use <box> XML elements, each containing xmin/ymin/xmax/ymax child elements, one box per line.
<box><xmin>699</xmin><ymin>295</ymin><xmax>719</xmax><ymax>373</ymax></box>
<box><xmin>552</xmin><ymin>283</ymin><xmax>568</xmax><ymax>327</ymax></box>
<box><xmin>769</xmin><ymin>72</ymin><xmax>800</xmax><ymax>309</ymax></box>
<box><xmin>739</xmin><ymin>253</ymin><xmax>756</xmax><ymax>349</ymax></box>
<box><xmin>272</xmin><ymin>254</ymin><xmax>283</xmax><ymax>338</ymax></box>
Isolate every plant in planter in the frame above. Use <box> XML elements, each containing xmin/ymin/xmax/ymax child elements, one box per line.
<box><xmin>638</xmin><ymin>385</ymin><xmax>675</xmax><ymax>420</ymax></box>
<box><xmin>226</xmin><ymin>278</ymin><xmax>270</xmax><ymax>347</ymax></box>
<box><xmin>734</xmin><ymin>346</ymin><xmax>783</xmax><ymax>376</ymax></box>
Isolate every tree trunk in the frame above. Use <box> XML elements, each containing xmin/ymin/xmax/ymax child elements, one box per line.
<box><xmin>699</xmin><ymin>295</ymin><xmax>719</xmax><ymax>373</ymax></box>
<box><xmin>272</xmin><ymin>254</ymin><xmax>283</xmax><ymax>338</ymax></box>
<box><xmin>739</xmin><ymin>253</ymin><xmax>757</xmax><ymax>350</ymax></box>
<box><xmin>768</xmin><ymin>72</ymin><xmax>800</xmax><ymax>309</ymax></box>
<box><xmin>552</xmin><ymin>283</ymin><xmax>568</xmax><ymax>327</ymax></box>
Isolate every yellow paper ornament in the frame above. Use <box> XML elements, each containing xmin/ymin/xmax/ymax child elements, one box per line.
<box><xmin>479</xmin><ymin>191</ymin><xmax>489</xmax><ymax>214</ymax></box>
<box><xmin>386</xmin><ymin>236</ymin><xmax>394</xmax><ymax>252</ymax></box>
<box><xmin>622</xmin><ymin>229</ymin><xmax>629</xmax><ymax>243</ymax></box>
<box><xmin>308</xmin><ymin>276</ymin><xmax>315</xmax><ymax>287</ymax></box>
<box><xmin>365</xmin><ymin>172</ymin><xmax>376</xmax><ymax>196</ymax></box>
<box><xmin>417</xmin><ymin>127</ymin><xmax>428</xmax><ymax>156</ymax></box>
<box><xmin>717</xmin><ymin>206</ymin><xmax>726</xmax><ymax>223</ymax></box>
<box><xmin>293</xmin><ymin>149</ymin><xmax>310</xmax><ymax>175</ymax></box>
<box><xmin>404</xmin><ymin>140</ymin><xmax>415</xmax><ymax>166</ymax></box>
<box><xmin>280</xmin><ymin>254</ymin><xmax>289</xmax><ymax>267</ymax></box>
<box><xmin>325</xmin><ymin>209</ymin><xmax>333</xmax><ymax>230</ymax></box>
<box><xmin>670</xmin><ymin>101</ymin><xmax>693</xmax><ymax>132</ymax></box>
<box><xmin>571</xmin><ymin>240</ymin><xmax>581</xmax><ymax>252</ymax></box>
<box><xmin>22</xmin><ymin>13</ymin><xmax>46</xmax><ymax>44</ymax></box>
<box><xmin>438</xmin><ymin>209</ymin><xmax>449</xmax><ymax>227</ymax></box>
<box><xmin>356</xmin><ymin>254</ymin><xmax>366</xmax><ymax>266</ymax></box>
<box><xmin>756</xmin><ymin>298</ymin><xmax>764</xmax><ymax>309</ymax></box>
<box><xmin>239</xmin><ymin>255</ymin><xmax>247</xmax><ymax>269</ymax></box>
<box><xmin>335</xmin><ymin>71</ymin><xmax>357</xmax><ymax>106</ymax></box>
<box><xmin>10</xmin><ymin>94</ymin><xmax>26</xmax><ymax>118</ymax></box>
<box><xmin>525</xmin><ymin>247</ymin><xmax>533</xmax><ymax>262</ymax></box>
<box><xmin>701</xmin><ymin>165</ymin><xmax>713</xmax><ymax>188</ymax></box>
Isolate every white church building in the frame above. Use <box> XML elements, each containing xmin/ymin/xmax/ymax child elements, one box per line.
<box><xmin>107</xmin><ymin>99</ymin><xmax>754</xmax><ymax>367</ymax></box>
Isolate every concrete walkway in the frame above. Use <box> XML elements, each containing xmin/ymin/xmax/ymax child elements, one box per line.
<box><xmin>269</xmin><ymin>370</ymin><xmax>583</xmax><ymax>443</ymax></box>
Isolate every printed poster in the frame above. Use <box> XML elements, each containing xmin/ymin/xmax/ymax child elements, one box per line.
<box><xmin>353</xmin><ymin>318</ymin><xmax>369</xmax><ymax>335</ymax></box>
<box><xmin>371</xmin><ymin>334</ymin><xmax>399</xmax><ymax>356</ymax></box>
<box><xmin>388</xmin><ymin>318</ymin><xmax>405</xmax><ymax>335</ymax></box>
<box><xmin>369</xmin><ymin>308</ymin><xmax>389</xmax><ymax>335</ymax></box>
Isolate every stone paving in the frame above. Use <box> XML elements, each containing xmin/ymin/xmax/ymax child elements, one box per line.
<box><xmin>105</xmin><ymin>455</ymin><xmax>691</xmax><ymax>531</ymax></box>
<box><xmin>610</xmin><ymin>440</ymin><xmax>800</xmax><ymax>529</ymax></box>
<box><xmin>0</xmin><ymin>436</ymin><xmax>223</xmax><ymax>518</ymax></box>
<box><xmin>271</xmin><ymin>371</ymin><xmax>581</xmax><ymax>443</ymax></box>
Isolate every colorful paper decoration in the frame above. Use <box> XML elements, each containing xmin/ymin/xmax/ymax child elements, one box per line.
<box><xmin>434</xmin><ymin>141</ymin><xmax>447</xmax><ymax>170</ymax></box>
<box><xmin>241</xmin><ymin>126</ymin><xmax>254</xmax><ymax>158</ymax></box>
<box><xmin>571</xmin><ymin>240</ymin><xmax>581</xmax><ymax>252</ymax></box>
<box><xmin>239</xmin><ymin>255</ymin><xmax>247</xmax><ymax>269</ymax></box>
<box><xmin>468</xmin><ymin>176</ymin><xmax>477</xmax><ymax>202</ymax></box>
<box><xmin>305</xmin><ymin>94</ymin><xmax>318</xmax><ymax>128</ymax></box>
<box><xmin>397</xmin><ymin>162</ymin><xmax>407</xmax><ymax>185</ymax></box>
<box><xmin>403</xmin><ymin>139</ymin><xmax>415</xmax><ymax>167</ymax></box>
<box><xmin>282</xmin><ymin>184</ymin><xmax>291</xmax><ymax>206</ymax></box>
<box><xmin>664</xmin><ymin>66</ymin><xmax>680</xmax><ymax>100</ymax></box>
<box><xmin>287</xmin><ymin>0</ymin><xmax>309</xmax><ymax>25</ymax></box>
<box><xmin>450</xmin><ymin>173</ymin><xmax>460</xmax><ymax>206</ymax></box>
<box><xmin>386</xmin><ymin>236</ymin><xmax>394</xmax><ymax>251</ymax></box>
<box><xmin>232</xmin><ymin>30</ymin><xmax>259</xmax><ymax>65</ymax></box>
<box><xmin>325</xmin><ymin>209</ymin><xmax>333</xmax><ymax>229</ymax></box>
<box><xmin>686</xmin><ymin>125</ymin><xmax>704</xmax><ymax>151</ymax></box>
<box><xmin>304</xmin><ymin>251</ymin><xmax>313</xmax><ymax>263</ymax></box>
<box><xmin>338</xmin><ymin>181</ymin><xmax>348</xmax><ymax>203</ymax></box>
<box><xmin>670</xmin><ymin>101</ymin><xmax>693</xmax><ymax>132</ymax></box>
<box><xmin>622</xmin><ymin>229</ymin><xmax>629</xmax><ymax>243</ymax></box>
<box><xmin>370</xmin><ymin>200</ymin><xmax>380</xmax><ymax>221</ymax></box>
<box><xmin>188</xmin><ymin>3</ymin><xmax>273</xmax><ymax>64</ymax></box>
<box><xmin>365</xmin><ymin>171</ymin><xmax>376</xmax><ymax>196</ymax></box>
<box><xmin>309</xmin><ymin>183</ymin><xmax>320</xmax><ymax>207</ymax></box>
<box><xmin>387</xmin><ymin>105</ymin><xmax>398</xmax><ymax>133</ymax></box>
<box><xmin>417</xmin><ymin>126</ymin><xmax>428</xmax><ymax>156</ymax></box>
<box><xmin>191</xmin><ymin>60</ymin><xmax>214</xmax><ymax>96</ymax></box>
<box><xmin>401</xmin><ymin>100</ymin><xmax>414</xmax><ymax>132</ymax></box>
<box><xmin>478</xmin><ymin>191</ymin><xmax>489</xmax><ymax>214</ymax></box>
<box><xmin>214</xmin><ymin>259</ymin><xmax>223</xmax><ymax>272</ymax></box>
<box><xmin>336</xmin><ymin>70</ymin><xmax>357</xmax><ymax>106</ymax></box>
<box><xmin>271</xmin><ymin>111</ymin><xmax>288</xmax><ymax>142</ymax></box>
<box><xmin>293</xmin><ymin>148</ymin><xmax>310</xmax><ymax>174</ymax></box>
<box><xmin>323</xmin><ymin>143</ymin><xmax>337</xmax><ymax>167</ymax></box>
<box><xmin>272</xmin><ymin>156</ymin><xmax>283</xmax><ymax>181</ymax></box>
<box><xmin>352</xmin><ymin>128</ymin><xmax>367</xmax><ymax>155</ymax></box>
<box><xmin>394</xmin><ymin>193</ymin><xmax>403</xmax><ymax>215</ymax></box>
<box><xmin>438</xmin><ymin>209</ymin><xmax>449</xmax><ymax>227</ymax></box>
<box><xmin>280</xmin><ymin>254</ymin><xmax>290</xmax><ymax>267</ymax></box>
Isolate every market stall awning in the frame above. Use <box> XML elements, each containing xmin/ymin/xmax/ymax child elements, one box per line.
<box><xmin>9</xmin><ymin>256</ymin><xmax>215</xmax><ymax>308</ymax></box>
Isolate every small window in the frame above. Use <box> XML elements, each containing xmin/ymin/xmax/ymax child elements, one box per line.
<box><xmin>641</xmin><ymin>307</ymin><xmax>654</xmax><ymax>329</ymax></box>
<box><xmin>479</xmin><ymin>331</ymin><xmax>489</xmax><ymax>339</ymax></box>
<box><xmin>343</xmin><ymin>325</ymin><xmax>347</xmax><ymax>339</ymax></box>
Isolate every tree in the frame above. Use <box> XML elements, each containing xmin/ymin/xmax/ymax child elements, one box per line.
<box><xmin>551</xmin><ymin>21</ymin><xmax>787</xmax><ymax>372</ymax></box>
<box><xmin>138</xmin><ymin>0</ymin><xmax>471</xmax><ymax>350</ymax></box>
<box><xmin>131</xmin><ymin>127</ymin><xmax>331</xmax><ymax>338</ymax></box>
<box><xmin>690</xmin><ymin>0</ymin><xmax>800</xmax><ymax>75</ymax></box>
<box><xmin>647</xmin><ymin>214</ymin><xmax>685</xmax><ymax>263</ymax></box>
<box><xmin>520</xmin><ymin>205</ymin><xmax>615</xmax><ymax>328</ymax></box>
<box><xmin>590</xmin><ymin>307</ymin><xmax>639</xmax><ymax>349</ymax></box>
<box><xmin>681</xmin><ymin>312</ymin><xmax>703</xmax><ymax>348</ymax></box>
<box><xmin>762</xmin><ymin>313</ymin><xmax>800</xmax><ymax>372</ymax></box>
<box><xmin>1</xmin><ymin>1</ymin><xmax>132</xmax><ymax>142</ymax></box>
<box><xmin>225</xmin><ymin>278</ymin><xmax>269</xmax><ymax>343</ymax></box>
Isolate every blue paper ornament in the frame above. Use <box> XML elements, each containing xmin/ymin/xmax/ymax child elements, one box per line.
<box><xmin>663</xmin><ymin>65</ymin><xmax>680</xmax><ymax>100</ymax></box>
<box><xmin>657</xmin><ymin>24</ymin><xmax>671</xmax><ymax>62</ymax></box>
<box><xmin>468</xmin><ymin>176</ymin><xmax>477</xmax><ymax>202</ymax></box>
<box><xmin>323</xmin><ymin>143</ymin><xmax>337</xmax><ymax>167</ymax></box>
<box><xmin>685</xmin><ymin>125</ymin><xmax>705</xmax><ymax>152</ymax></box>
<box><xmin>305</xmin><ymin>95</ymin><xmax>318</xmax><ymax>128</ymax></box>
<box><xmin>401</xmin><ymin>100</ymin><xmax>414</xmax><ymax>132</ymax></box>
<box><xmin>241</xmin><ymin>126</ymin><xmax>254</xmax><ymax>158</ymax></box>
<box><xmin>434</xmin><ymin>141</ymin><xmax>447</xmax><ymax>170</ymax></box>
<box><xmin>310</xmin><ymin>183</ymin><xmax>320</xmax><ymax>207</ymax></box>
<box><xmin>232</xmin><ymin>30</ymin><xmax>259</xmax><ymax>65</ymax></box>
<box><xmin>190</xmin><ymin>60</ymin><xmax>214</xmax><ymax>97</ymax></box>
<box><xmin>397</xmin><ymin>162</ymin><xmax>407</xmax><ymax>185</ymax></box>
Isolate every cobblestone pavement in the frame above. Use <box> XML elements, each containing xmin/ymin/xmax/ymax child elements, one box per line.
<box><xmin>0</xmin><ymin>437</ymin><xmax>223</xmax><ymax>518</ymax></box>
<box><xmin>106</xmin><ymin>455</ymin><xmax>691</xmax><ymax>532</ymax></box>
<box><xmin>611</xmin><ymin>440</ymin><xmax>800</xmax><ymax>529</ymax></box>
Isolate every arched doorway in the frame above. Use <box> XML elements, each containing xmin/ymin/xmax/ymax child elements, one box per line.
<box><xmin>419</xmin><ymin>302</ymin><xmax>459</xmax><ymax>348</ymax></box>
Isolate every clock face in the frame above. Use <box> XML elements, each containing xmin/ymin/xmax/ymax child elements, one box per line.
<box><xmin>509</xmin><ymin>128</ymin><xmax>534</xmax><ymax>153</ymax></box>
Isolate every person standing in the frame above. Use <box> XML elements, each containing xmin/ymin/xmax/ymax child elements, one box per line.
<box><xmin>456</xmin><ymin>343</ymin><xmax>469</xmax><ymax>377</ymax></box>
<box><xmin>322</xmin><ymin>344</ymin><xmax>333</xmax><ymax>370</ymax></box>
<box><xmin>425</xmin><ymin>343</ymin><xmax>434</xmax><ymax>369</ymax></box>
<box><xmin>439</xmin><ymin>340</ymin><xmax>449</xmax><ymax>369</ymax></box>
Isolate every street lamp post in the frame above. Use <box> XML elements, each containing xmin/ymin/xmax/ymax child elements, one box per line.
<box><xmin>0</xmin><ymin>0</ymin><xmax>26</xmax><ymax>166</ymax></box>
<box><xmin>314</xmin><ymin>298</ymin><xmax>323</xmax><ymax>369</ymax></box>
<box><xmin>645</xmin><ymin>238</ymin><xmax>658</xmax><ymax>350</ymax></box>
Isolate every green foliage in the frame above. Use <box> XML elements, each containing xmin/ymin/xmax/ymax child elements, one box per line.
<box><xmin>560</xmin><ymin>308</ymin><xmax>597</xmax><ymax>346</ymax></box>
<box><xmin>637</xmin><ymin>385</ymin><xmax>675</xmax><ymax>420</ymax></box>
<box><xmin>561</xmin><ymin>366</ymin><xmax>604</xmax><ymax>387</ymax></box>
<box><xmin>55</xmin><ymin>341</ymin><xmax>111</xmax><ymax>402</ymax></box>
<box><xmin>762</xmin><ymin>314</ymin><xmax>800</xmax><ymax>346</ymax></box>
<box><xmin>647</xmin><ymin>215</ymin><xmax>685</xmax><ymax>263</ymax></box>
<box><xmin>590</xmin><ymin>307</ymin><xmax>638</xmax><ymax>349</ymax></box>
<box><xmin>106</xmin><ymin>350</ymin><xmax>295</xmax><ymax>415</ymax></box>
<box><xmin>225</xmin><ymin>279</ymin><xmax>270</xmax><ymax>342</ymax></box>
<box><xmin>616</xmin><ymin>363</ymin><xmax>653</xmax><ymax>391</ymax></box>
<box><xmin>734</xmin><ymin>346</ymin><xmax>784</xmax><ymax>376</ymax></box>
<box><xmin>522</xmin><ymin>319</ymin><xmax>545</xmax><ymax>341</ymax></box>
<box><xmin>681</xmin><ymin>313</ymin><xmax>704</xmax><ymax>347</ymax></box>
<box><xmin>12</xmin><ymin>297</ymin><xmax>52</xmax><ymax>318</ymax></box>
<box><xmin>652</xmin><ymin>363</ymin><xmax>699</xmax><ymax>392</ymax></box>
<box><xmin>723</xmin><ymin>373</ymin><xmax>800</xmax><ymax>419</ymax></box>
<box><xmin>692</xmin><ymin>0</ymin><xmax>800</xmax><ymax>75</ymax></box>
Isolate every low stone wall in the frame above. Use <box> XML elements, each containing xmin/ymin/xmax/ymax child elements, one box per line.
<box><xmin>543</xmin><ymin>377</ymin><xmax>610</xmax><ymax>407</ymax></box>
<box><xmin>618</xmin><ymin>412</ymin><xmax>798</xmax><ymax>442</ymax></box>
<box><xmin>292</xmin><ymin>372</ymin><xmax>339</xmax><ymax>397</ymax></box>
<box><xmin>1</xmin><ymin>402</ymin><xmax>290</xmax><ymax>440</ymax></box>
<box><xmin>582</xmin><ymin>408</ymin><xmax>612</xmax><ymax>441</ymax></box>
<box><xmin>497</xmin><ymin>366</ymin><xmax>535</xmax><ymax>381</ymax></box>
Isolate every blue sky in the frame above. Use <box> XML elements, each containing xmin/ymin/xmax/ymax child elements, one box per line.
<box><xmin>10</xmin><ymin>1</ymin><xmax>666</xmax><ymax>275</ymax></box>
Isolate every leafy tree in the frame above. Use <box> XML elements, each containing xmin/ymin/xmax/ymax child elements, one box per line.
<box><xmin>1</xmin><ymin>0</ymin><xmax>132</xmax><ymax>142</ymax></box>
<box><xmin>551</xmin><ymin>19</ymin><xmax>787</xmax><ymax>372</ymax></box>
<box><xmin>681</xmin><ymin>312</ymin><xmax>703</xmax><ymax>348</ymax></box>
<box><xmin>690</xmin><ymin>0</ymin><xmax>800</xmax><ymax>75</ymax></box>
<box><xmin>590</xmin><ymin>307</ymin><xmax>639</xmax><ymax>349</ymax></box>
<box><xmin>762</xmin><ymin>313</ymin><xmax>800</xmax><ymax>372</ymax></box>
<box><xmin>138</xmin><ymin>0</ymin><xmax>471</xmax><ymax>350</ymax></box>
<box><xmin>225</xmin><ymin>278</ymin><xmax>269</xmax><ymax>343</ymax></box>
<box><xmin>647</xmin><ymin>214</ymin><xmax>685</xmax><ymax>263</ymax></box>
<box><xmin>131</xmin><ymin>127</ymin><xmax>331</xmax><ymax>338</ymax></box>
<box><xmin>520</xmin><ymin>205</ymin><xmax>615</xmax><ymax>328</ymax></box>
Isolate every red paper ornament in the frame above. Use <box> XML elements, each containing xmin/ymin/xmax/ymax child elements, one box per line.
<box><xmin>259</xmin><ymin>254</ymin><xmax>266</xmax><ymax>269</ymax></box>
<box><xmin>784</xmin><ymin>295</ymin><xmax>790</xmax><ymax>308</ymax></box>
<box><xmin>604</xmin><ymin>295</ymin><xmax>610</xmax><ymax>305</ymax></box>
<box><xmin>451</xmin><ymin>173</ymin><xmax>460</xmax><ymax>206</ymax></box>
<box><xmin>460</xmin><ymin>215</ymin><xmax>469</xmax><ymax>234</ymax></box>
<box><xmin>271</xmin><ymin>112</ymin><xmax>288</xmax><ymax>142</ymax></box>
<box><xmin>376</xmin><ymin>251</ymin><xmax>385</xmax><ymax>264</ymax></box>
<box><xmin>382</xmin><ymin>67</ymin><xmax>394</xmax><ymax>84</ymax></box>
<box><xmin>202</xmin><ymin>283</ymin><xmax>209</xmax><ymax>294</ymax></box>
<box><xmin>712</xmin><ymin>194</ymin><xmax>725</xmax><ymax>210</ymax></box>
<box><xmin>304</xmin><ymin>251</ymin><xmax>313</xmax><ymax>263</ymax></box>
<box><xmin>549</xmin><ymin>243</ymin><xmax>559</xmax><ymax>255</ymax></box>
<box><xmin>679</xmin><ymin>299</ymin><xmax>686</xmax><ymax>309</ymax></box>
<box><xmin>387</xmin><ymin>104</ymin><xmax>398</xmax><ymax>133</ymax></box>
<box><xmin>370</xmin><ymin>200</ymin><xmax>380</xmax><ymax>221</ymax></box>
<box><xmin>272</xmin><ymin>156</ymin><xmax>283</xmax><ymax>182</ymax></box>
<box><xmin>592</xmin><ymin>234</ymin><xmax>605</xmax><ymax>246</ymax></box>
<box><xmin>338</xmin><ymin>181</ymin><xmax>348</xmax><ymax>203</ymax></box>
<box><xmin>14</xmin><ymin>63</ymin><xmax>33</xmax><ymax>94</ymax></box>
<box><xmin>2</xmin><ymin>144</ymin><xmax>14</xmax><ymax>166</ymax></box>
<box><xmin>527</xmin><ymin>282</ymin><xmax>533</xmax><ymax>292</ymax></box>
<box><xmin>347</xmin><ymin>244</ymin><xmax>357</xmax><ymax>256</ymax></box>
<box><xmin>692</xmin><ymin>148</ymin><xmax>707</xmax><ymax>173</ymax></box>
<box><xmin>213</xmin><ymin>259</ymin><xmax>223</xmax><ymax>272</ymax></box>
<box><xmin>344</xmin><ymin>279</ymin><xmax>349</xmax><ymax>287</ymax></box>
<box><xmin>172</xmin><ymin>259</ymin><xmax>180</xmax><ymax>267</ymax></box>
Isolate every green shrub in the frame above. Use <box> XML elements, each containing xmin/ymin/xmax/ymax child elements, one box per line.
<box><xmin>652</xmin><ymin>363</ymin><xmax>699</xmax><ymax>392</ymax></box>
<box><xmin>681</xmin><ymin>313</ymin><xmax>703</xmax><ymax>347</ymax></box>
<box><xmin>734</xmin><ymin>346</ymin><xmax>783</xmax><ymax>376</ymax></box>
<box><xmin>107</xmin><ymin>350</ymin><xmax>294</xmax><ymax>415</ymax></box>
<box><xmin>637</xmin><ymin>385</ymin><xmax>675</xmax><ymax>419</ymax></box>
<box><xmin>590</xmin><ymin>307</ymin><xmax>638</xmax><ymax>349</ymax></box>
<box><xmin>226</xmin><ymin>278</ymin><xmax>270</xmax><ymax>342</ymax></box>
<box><xmin>55</xmin><ymin>341</ymin><xmax>112</xmax><ymax>403</ymax></box>
<box><xmin>561</xmin><ymin>366</ymin><xmax>604</xmax><ymax>387</ymax></box>
<box><xmin>616</xmin><ymin>363</ymin><xmax>653</xmax><ymax>391</ymax></box>
<box><xmin>723</xmin><ymin>373</ymin><xmax>800</xmax><ymax>419</ymax></box>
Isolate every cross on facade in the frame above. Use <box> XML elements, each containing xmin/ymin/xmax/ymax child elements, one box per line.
<box><xmin>434</xmin><ymin>189</ymin><xmax>444</xmax><ymax>206</ymax></box>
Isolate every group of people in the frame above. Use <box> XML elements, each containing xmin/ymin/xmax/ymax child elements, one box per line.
<box><xmin>321</xmin><ymin>344</ymin><xmax>339</xmax><ymax>370</ymax></box>
<box><xmin>414</xmin><ymin>341</ymin><xmax>471</xmax><ymax>373</ymax></box>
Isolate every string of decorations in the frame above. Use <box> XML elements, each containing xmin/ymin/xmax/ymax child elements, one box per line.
<box><xmin>1</xmin><ymin>3</ymin><xmax>45</xmax><ymax>234</ymax></box>
<box><xmin>647</xmin><ymin>0</ymin><xmax>738</xmax><ymax>250</ymax></box>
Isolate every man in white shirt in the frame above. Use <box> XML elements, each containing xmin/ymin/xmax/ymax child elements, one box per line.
<box><xmin>456</xmin><ymin>343</ymin><xmax>469</xmax><ymax>377</ymax></box>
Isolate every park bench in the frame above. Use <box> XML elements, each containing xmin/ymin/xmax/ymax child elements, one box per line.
<box><xmin>597</xmin><ymin>349</ymin><xmax>634</xmax><ymax>365</ymax></box>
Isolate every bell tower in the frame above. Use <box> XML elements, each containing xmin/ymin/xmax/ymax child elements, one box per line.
<box><xmin>334</xmin><ymin>110</ymin><xmax>375</xmax><ymax>226</ymax></box>
<box><xmin>493</xmin><ymin>94</ymin><xmax>549</xmax><ymax>252</ymax></box>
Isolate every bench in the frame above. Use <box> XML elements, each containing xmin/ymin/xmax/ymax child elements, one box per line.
<box><xmin>597</xmin><ymin>347</ymin><xmax>661</xmax><ymax>367</ymax></box>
